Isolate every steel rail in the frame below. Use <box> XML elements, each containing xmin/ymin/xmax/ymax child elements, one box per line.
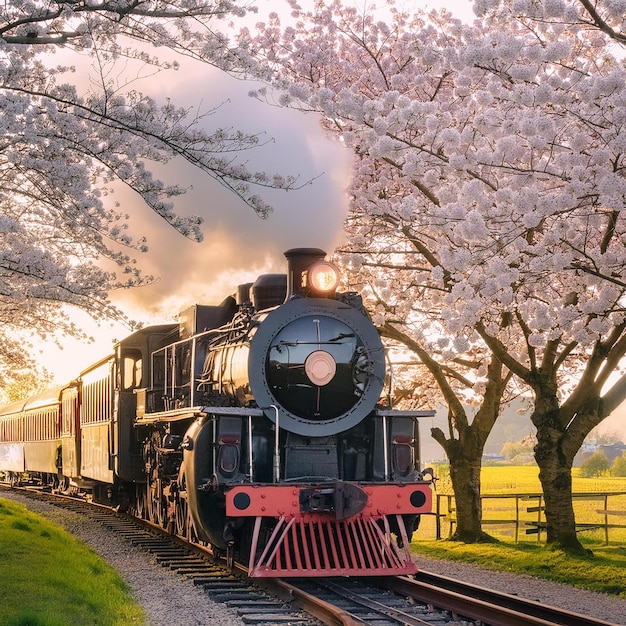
<box><xmin>373</xmin><ymin>572</ymin><xmax>622</xmax><ymax>626</ymax></box>
<box><xmin>264</xmin><ymin>578</ymin><xmax>362</xmax><ymax>626</ymax></box>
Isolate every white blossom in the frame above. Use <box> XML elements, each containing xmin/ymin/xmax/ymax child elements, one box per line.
<box><xmin>241</xmin><ymin>0</ymin><xmax>626</xmax><ymax>414</ymax></box>
<box><xmin>0</xmin><ymin>0</ymin><xmax>296</xmax><ymax>383</ymax></box>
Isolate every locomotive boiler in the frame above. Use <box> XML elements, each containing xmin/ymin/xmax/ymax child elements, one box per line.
<box><xmin>0</xmin><ymin>248</ymin><xmax>434</xmax><ymax>577</ymax></box>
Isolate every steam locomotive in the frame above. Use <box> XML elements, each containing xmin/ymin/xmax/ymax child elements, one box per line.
<box><xmin>0</xmin><ymin>248</ymin><xmax>434</xmax><ymax>577</ymax></box>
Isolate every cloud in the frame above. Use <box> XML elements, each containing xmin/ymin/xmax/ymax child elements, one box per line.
<box><xmin>41</xmin><ymin>61</ymin><xmax>351</xmax><ymax>382</ymax></box>
<box><xmin>113</xmin><ymin>66</ymin><xmax>351</xmax><ymax>313</ymax></box>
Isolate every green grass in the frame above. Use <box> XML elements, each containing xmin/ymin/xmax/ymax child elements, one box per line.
<box><xmin>0</xmin><ymin>498</ymin><xmax>146</xmax><ymax>625</ymax></box>
<box><xmin>412</xmin><ymin>464</ymin><xmax>626</xmax><ymax>597</ymax></box>
<box><xmin>411</xmin><ymin>539</ymin><xmax>626</xmax><ymax>597</ymax></box>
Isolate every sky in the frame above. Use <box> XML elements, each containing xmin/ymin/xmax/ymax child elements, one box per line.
<box><xmin>38</xmin><ymin>0</ymin><xmax>475</xmax><ymax>383</ymax></box>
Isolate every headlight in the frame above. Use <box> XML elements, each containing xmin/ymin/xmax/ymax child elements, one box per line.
<box><xmin>307</xmin><ymin>261</ymin><xmax>339</xmax><ymax>294</ymax></box>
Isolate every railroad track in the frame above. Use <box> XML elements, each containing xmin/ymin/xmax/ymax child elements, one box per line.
<box><xmin>2</xmin><ymin>485</ymin><xmax>622</xmax><ymax>626</ymax></box>
<box><xmin>284</xmin><ymin>576</ymin><xmax>461</xmax><ymax>625</ymax></box>
<box><xmin>286</xmin><ymin>573</ymin><xmax>623</xmax><ymax>626</ymax></box>
<box><xmin>406</xmin><ymin>571</ymin><xmax>621</xmax><ymax>626</ymax></box>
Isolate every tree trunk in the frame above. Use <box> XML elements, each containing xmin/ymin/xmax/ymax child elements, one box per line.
<box><xmin>532</xmin><ymin>393</ymin><xmax>588</xmax><ymax>553</ymax></box>
<box><xmin>534</xmin><ymin>438</ymin><xmax>586</xmax><ymax>551</ymax></box>
<box><xmin>446</xmin><ymin>438</ymin><xmax>495</xmax><ymax>542</ymax></box>
<box><xmin>425</xmin><ymin>355</ymin><xmax>508</xmax><ymax>544</ymax></box>
<box><xmin>432</xmin><ymin>425</ymin><xmax>496</xmax><ymax>543</ymax></box>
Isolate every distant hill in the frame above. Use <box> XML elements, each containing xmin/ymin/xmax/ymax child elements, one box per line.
<box><xmin>419</xmin><ymin>397</ymin><xmax>626</xmax><ymax>464</ymax></box>
<box><xmin>419</xmin><ymin>398</ymin><xmax>535</xmax><ymax>463</ymax></box>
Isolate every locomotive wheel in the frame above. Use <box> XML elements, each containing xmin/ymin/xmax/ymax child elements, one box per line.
<box><xmin>150</xmin><ymin>486</ymin><xmax>168</xmax><ymax>529</ymax></box>
<box><xmin>156</xmin><ymin>497</ymin><xmax>168</xmax><ymax>529</ymax></box>
<box><xmin>175</xmin><ymin>500</ymin><xmax>188</xmax><ymax>538</ymax></box>
<box><xmin>175</xmin><ymin>474</ymin><xmax>190</xmax><ymax>539</ymax></box>
<box><xmin>135</xmin><ymin>484</ymin><xmax>147</xmax><ymax>519</ymax></box>
<box><xmin>146</xmin><ymin>482</ymin><xmax>156</xmax><ymax>522</ymax></box>
<box><xmin>147</xmin><ymin>490</ymin><xmax>165</xmax><ymax>527</ymax></box>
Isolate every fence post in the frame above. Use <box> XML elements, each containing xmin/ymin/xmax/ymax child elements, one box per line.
<box><xmin>448</xmin><ymin>494</ymin><xmax>454</xmax><ymax>537</ymax></box>
<box><xmin>604</xmin><ymin>494</ymin><xmax>609</xmax><ymax>545</ymax></box>
<box><xmin>436</xmin><ymin>494</ymin><xmax>441</xmax><ymax>540</ymax></box>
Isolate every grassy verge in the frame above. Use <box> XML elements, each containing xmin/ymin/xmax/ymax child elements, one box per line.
<box><xmin>0</xmin><ymin>497</ymin><xmax>146</xmax><ymax>626</ymax></box>
<box><xmin>411</xmin><ymin>538</ymin><xmax>626</xmax><ymax>598</ymax></box>
<box><xmin>413</xmin><ymin>464</ymin><xmax>626</xmax><ymax>598</ymax></box>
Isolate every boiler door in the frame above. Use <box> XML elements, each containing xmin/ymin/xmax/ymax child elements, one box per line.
<box><xmin>267</xmin><ymin>315</ymin><xmax>367</xmax><ymax>420</ymax></box>
<box><xmin>248</xmin><ymin>298</ymin><xmax>385</xmax><ymax>436</ymax></box>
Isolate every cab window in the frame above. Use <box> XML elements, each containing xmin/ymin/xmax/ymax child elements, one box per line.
<box><xmin>122</xmin><ymin>350</ymin><xmax>143</xmax><ymax>390</ymax></box>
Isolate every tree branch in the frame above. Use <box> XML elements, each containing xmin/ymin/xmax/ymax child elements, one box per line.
<box><xmin>578</xmin><ymin>0</ymin><xmax>626</xmax><ymax>44</ymax></box>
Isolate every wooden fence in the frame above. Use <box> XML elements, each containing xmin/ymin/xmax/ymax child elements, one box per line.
<box><xmin>432</xmin><ymin>491</ymin><xmax>626</xmax><ymax>544</ymax></box>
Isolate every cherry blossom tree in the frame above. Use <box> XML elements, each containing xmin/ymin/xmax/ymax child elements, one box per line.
<box><xmin>478</xmin><ymin>0</ymin><xmax>626</xmax><ymax>43</ymax></box>
<box><xmin>0</xmin><ymin>1</ymin><xmax>298</xmax><ymax>384</ymax></box>
<box><xmin>242</xmin><ymin>0</ymin><xmax>626</xmax><ymax>551</ymax></box>
<box><xmin>0</xmin><ymin>370</ymin><xmax>52</xmax><ymax>404</ymax></box>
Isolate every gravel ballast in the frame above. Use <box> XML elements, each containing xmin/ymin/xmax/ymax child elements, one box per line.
<box><xmin>2</xmin><ymin>489</ymin><xmax>626</xmax><ymax>626</ymax></box>
<box><xmin>414</xmin><ymin>555</ymin><xmax>626</xmax><ymax>625</ymax></box>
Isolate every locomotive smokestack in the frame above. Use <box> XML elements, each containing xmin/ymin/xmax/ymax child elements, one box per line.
<box><xmin>236</xmin><ymin>282</ymin><xmax>253</xmax><ymax>305</ymax></box>
<box><xmin>284</xmin><ymin>248</ymin><xmax>327</xmax><ymax>300</ymax></box>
